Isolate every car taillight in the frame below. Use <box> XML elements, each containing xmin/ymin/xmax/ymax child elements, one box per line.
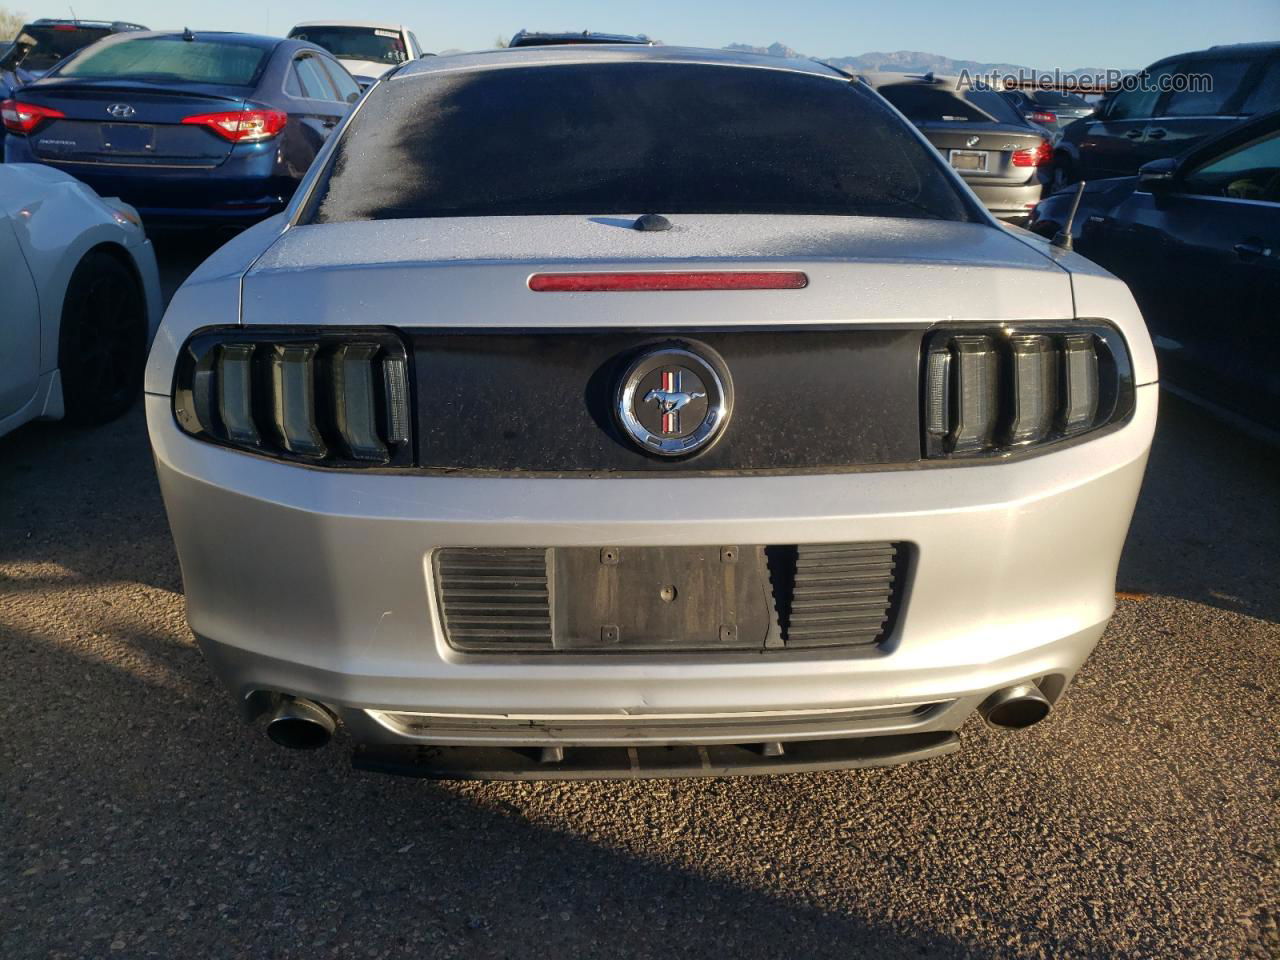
<box><xmin>182</xmin><ymin>108</ymin><xmax>288</xmax><ymax>142</ymax></box>
<box><xmin>1011</xmin><ymin>140</ymin><xmax>1053</xmax><ymax>167</ymax></box>
<box><xmin>921</xmin><ymin>323</ymin><xmax>1133</xmax><ymax>458</ymax></box>
<box><xmin>172</xmin><ymin>329</ymin><xmax>413</xmax><ymax>467</ymax></box>
<box><xmin>1</xmin><ymin>99</ymin><xmax>65</xmax><ymax>135</ymax></box>
<box><xmin>1030</xmin><ymin>110</ymin><xmax>1057</xmax><ymax>124</ymax></box>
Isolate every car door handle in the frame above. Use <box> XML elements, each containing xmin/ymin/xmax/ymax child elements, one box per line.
<box><xmin>1147</xmin><ymin>128</ymin><xmax>1167</xmax><ymax>140</ymax></box>
<box><xmin>1233</xmin><ymin>241</ymin><xmax>1269</xmax><ymax>260</ymax></box>
<box><xmin>1124</xmin><ymin>128</ymin><xmax>1144</xmax><ymax>139</ymax></box>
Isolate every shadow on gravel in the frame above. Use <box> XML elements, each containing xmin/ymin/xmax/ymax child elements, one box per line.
<box><xmin>1</xmin><ymin>409</ymin><xmax>993</xmax><ymax>959</ymax></box>
<box><xmin>1118</xmin><ymin>390</ymin><xmax>1280</xmax><ymax>624</ymax></box>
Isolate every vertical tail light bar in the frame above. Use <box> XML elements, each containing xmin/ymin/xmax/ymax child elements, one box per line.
<box><xmin>1007</xmin><ymin>335</ymin><xmax>1056</xmax><ymax>445</ymax></box>
<box><xmin>922</xmin><ymin>323</ymin><xmax>1131</xmax><ymax>458</ymax></box>
<box><xmin>332</xmin><ymin>344</ymin><xmax>386</xmax><ymax>461</ymax></box>
<box><xmin>271</xmin><ymin>344</ymin><xmax>327</xmax><ymax>458</ymax></box>
<box><xmin>1060</xmin><ymin>334</ymin><xmax>1100</xmax><ymax>435</ymax></box>
<box><xmin>217</xmin><ymin>344</ymin><xmax>260</xmax><ymax>446</ymax></box>
<box><xmin>173</xmin><ymin>329</ymin><xmax>413</xmax><ymax>468</ymax></box>
<box><xmin>950</xmin><ymin>336</ymin><xmax>998</xmax><ymax>452</ymax></box>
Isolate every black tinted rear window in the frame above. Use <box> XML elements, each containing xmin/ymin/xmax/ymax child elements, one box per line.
<box><xmin>879</xmin><ymin>83</ymin><xmax>1026</xmax><ymax>126</ymax></box>
<box><xmin>58</xmin><ymin>37</ymin><xmax>268</xmax><ymax>86</ymax></box>
<box><xmin>309</xmin><ymin>62</ymin><xmax>976</xmax><ymax>223</ymax></box>
<box><xmin>13</xmin><ymin>25</ymin><xmax>110</xmax><ymax>71</ymax></box>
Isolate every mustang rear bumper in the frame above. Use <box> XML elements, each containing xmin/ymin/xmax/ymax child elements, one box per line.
<box><xmin>146</xmin><ymin>385</ymin><xmax>1156</xmax><ymax>770</ymax></box>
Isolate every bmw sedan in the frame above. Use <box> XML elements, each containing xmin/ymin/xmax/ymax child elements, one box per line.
<box><xmin>147</xmin><ymin>46</ymin><xmax>1157</xmax><ymax>780</ymax></box>
<box><xmin>863</xmin><ymin>72</ymin><xmax>1054</xmax><ymax>223</ymax></box>
<box><xmin>3</xmin><ymin>30</ymin><xmax>361</xmax><ymax>227</ymax></box>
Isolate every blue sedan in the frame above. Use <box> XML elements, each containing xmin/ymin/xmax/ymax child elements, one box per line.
<box><xmin>2</xmin><ymin>30</ymin><xmax>362</xmax><ymax>226</ymax></box>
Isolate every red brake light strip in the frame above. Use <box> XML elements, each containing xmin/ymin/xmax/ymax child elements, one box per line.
<box><xmin>528</xmin><ymin>271</ymin><xmax>809</xmax><ymax>292</ymax></box>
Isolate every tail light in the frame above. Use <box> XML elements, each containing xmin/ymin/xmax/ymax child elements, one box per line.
<box><xmin>1</xmin><ymin>99</ymin><xmax>65</xmax><ymax>135</ymax></box>
<box><xmin>922</xmin><ymin>322</ymin><xmax>1133</xmax><ymax>458</ymax></box>
<box><xmin>172</xmin><ymin>328</ymin><xmax>412</xmax><ymax>467</ymax></box>
<box><xmin>1011</xmin><ymin>140</ymin><xmax>1053</xmax><ymax>167</ymax></box>
<box><xmin>182</xmin><ymin>108</ymin><xmax>287</xmax><ymax>143</ymax></box>
<box><xmin>1030</xmin><ymin>110</ymin><xmax>1057</xmax><ymax>124</ymax></box>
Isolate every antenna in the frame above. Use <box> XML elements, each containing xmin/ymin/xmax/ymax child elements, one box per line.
<box><xmin>69</xmin><ymin>5</ymin><xmax>78</xmax><ymax>22</ymax></box>
<box><xmin>1051</xmin><ymin>181</ymin><xmax>1087</xmax><ymax>252</ymax></box>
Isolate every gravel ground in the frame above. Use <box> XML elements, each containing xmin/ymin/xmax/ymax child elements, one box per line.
<box><xmin>1</xmin><ymin>239</ymin><xmax>1277</xmax><ymax>959</ymax></box>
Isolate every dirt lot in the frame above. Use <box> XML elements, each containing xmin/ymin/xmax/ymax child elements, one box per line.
<box><xmin>1</xmin><ymin>238</ymin><xmax>1277</xmax><ymax>959</ymax></box>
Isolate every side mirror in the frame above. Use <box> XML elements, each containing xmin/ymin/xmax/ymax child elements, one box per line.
<box><xmin>1137</xmin><ymin>157</ymin><xmax>1179</xmax><ymax>194</ymax></box>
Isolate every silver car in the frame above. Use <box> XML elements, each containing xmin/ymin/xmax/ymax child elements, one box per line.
<box><xmin>146</xmin><ymin>46</ymin><xmax>1158</xmax><ymax>780</ymax></box>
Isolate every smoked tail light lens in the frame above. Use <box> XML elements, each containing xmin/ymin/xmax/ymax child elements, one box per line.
<box><xmin>173</xmin><ymin>328</ymin><xmax>412</xmax><ymax>468</ymax></box>
<box><xmin>922</xmin><ymin>323</ymin><xmax>1132</xmax><ymax>458</ymax></box>
<box><xmin>1</xmin><ymin>99</ymin><xmax>65</xmax><ymax>135</ymax></box>
<box><xmin>182</xmin><ymin>108</ymin><xmax>288</xmax><ymax>142</ymax></box>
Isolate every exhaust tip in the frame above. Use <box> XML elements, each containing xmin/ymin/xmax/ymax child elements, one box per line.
<box><xmin>267</xmin><ymin>697</ymin><xmax>335</xmax><ymax>750</ymax></box>
<box><xmin>979</xmin><ymin>682</ymin><xmax>1051</xmax><ymax>730</ymax></box>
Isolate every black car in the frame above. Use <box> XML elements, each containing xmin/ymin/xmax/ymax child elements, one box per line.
<box><xmin>1032</xmin><ymin>110</ymin><xmax>1280</xmax><ymax>432</ymax></box>
<box><xmin>862</xmin><ymin>72</ymin><xmax>1052</xmax><ymax>222</ymax></box>
<box><xmin>3</xmin><ymin>30</ymin><xmax>360</xmax><ymax>226</ymax></box>
<box><xmin>1051</xmin><ymin>41</ymin><xmax>1280</xmax><ymax>189</ymax></box>
<box><xmin>0</xmin><ymin>18</ymin><xmax>147</xmax><ymax>149</ymax></box>
<box><xmin>508</xmin><ymin>30</ymin><xmax>654</xmax><ymax>47</ymax></box>
<box><xmin>1001</xmin><ymin>88</ymin><xmax>1095</xmax><ymax>135</ymax></box>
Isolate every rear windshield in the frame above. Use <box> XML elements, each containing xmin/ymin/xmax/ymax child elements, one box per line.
<box><xmin>1032</xmin><ymin>90</ymin><xmax>1090</xmax><ymax>108</ymax></box>
<box><xmin>9</xmin><ymin>26</ymin><xmax>110</xmax><ymax>72</ymax></box>
<box><xmin>57</xmin><ymin>37</ymin><xmax>268</xmax><ymax>86</ymax></box>
<box><xmin>309</xmin><ymin>63</ymin><xmax>977</xmax><ymax>224</ymax></box>
<box><xmin>288</xmin><ymin>26</ymin><xmax>406</xmax><ymax>66</ymax></box>
<box><xmin>879</xmin><ymin>83</ymin><xmax>1026</xmax><ymax>126</ymax></box>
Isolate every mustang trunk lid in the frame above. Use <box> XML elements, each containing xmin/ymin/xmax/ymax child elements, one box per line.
<box><xmin>242</xmin><ymin>215</ymin><xmax>1072</xmax><ymax>326</ymax></box>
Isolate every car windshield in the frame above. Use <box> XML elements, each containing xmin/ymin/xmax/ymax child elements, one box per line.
<box><xmin>309</xmin><ymin>62</ymin><xmax>977</xmax><ymax>224</ymax></box>
<box><xmin>288</xmin><ymin>26</ymin><xmax>406</xmax><ymax>65</ymax></box>
<box><xmin>7</xmin><ymin>25</ymin><xmax>111</xmax><ymax>72</ymax></box>
<box><xmin>57</xmin><ymin>36</ymin><xmax>268</xmax><ymax>85</ymax></box>
<box><xmin>879</xmin><ymin>83</ymin><xmax>1026</xmax><ymax>125</ymax></box>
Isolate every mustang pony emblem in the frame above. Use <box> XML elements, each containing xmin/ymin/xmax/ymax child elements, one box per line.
<box><xmin>644</xmin><ymin>370</ymin><xmax>705</xmax><ymax>435</ymax></box>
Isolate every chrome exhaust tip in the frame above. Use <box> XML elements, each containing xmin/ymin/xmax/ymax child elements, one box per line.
<box><xmin>266</xmin><ymin>697</ymin><xmax>336</xmax><ymax>750</ymax></box>
<box><xmin>978</xmin><ymin>682</ymin><xmax>1051</xmax><ymax>730</ymax></box>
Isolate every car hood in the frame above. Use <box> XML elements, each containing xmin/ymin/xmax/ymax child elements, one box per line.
<box><xmin>241</xmin><ymin>214</ymin><xmax>1075</xmax><ymax>327</ymax></box>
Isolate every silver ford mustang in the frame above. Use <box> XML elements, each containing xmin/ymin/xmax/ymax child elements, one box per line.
<box><xmin>146</xmin><ymin>46</ymin><xmax>1158</xmax><ymax>780</ymax></box>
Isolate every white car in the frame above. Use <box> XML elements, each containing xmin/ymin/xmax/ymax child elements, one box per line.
<box><xmin>147</xmin><ymin>47</ymin><xmax>1157</xmax><ymax>780</ymax></box>
<box><xmin>286</xmin><ymin>21</ymin><xmax>424</xmax><ymax>86</ymax></box>
<box><xmin>0</xmin><ymin>164</ymin><xmax>161</xmax><ymax>439</ymax></box>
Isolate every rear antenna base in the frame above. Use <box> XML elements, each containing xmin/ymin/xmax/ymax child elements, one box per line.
<box><xmin>1051</xmin><ymin>180</ymin><xmax>1087</xmax><ymax>252</ymax></box>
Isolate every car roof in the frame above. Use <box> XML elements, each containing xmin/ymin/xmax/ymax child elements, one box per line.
<box><xmin>391</xmin><ymin>45</ymin><xmax>846</xmax><ymax>81</ymax></box>
<box><xmin>857</xmin><ymin>71</ymin><xmax>966</xmax><ymax>89</ymax></box>
<box><xmin>98</xmin><ymin>30</ymin><xmax>284</xmax><ymax>50</ymax></box>
<box><xmin>290</xmin><ymin>21</ymin><xmax>406</xmax><ymax>32</ymax></box>
<box><xmin>27</xmin><ymin>18</ymin><xmax>148</xmax><ymax>30</ymax></box>
<box><xmin>1149</xmin><ymin>40</ymin><xmax>1280</xmax><ymax>67</ymax></box>
<box><xmin>509</xmin><ymin>29</ymin><xmax>653</xmax><ymax>47</ymax></box>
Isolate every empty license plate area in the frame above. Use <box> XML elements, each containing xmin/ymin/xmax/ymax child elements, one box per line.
<box><xmin>554</xmin><ymin>546</ymin><xmax>777</xmax><ymax>652</ymax></box>
<box><xmin>948</xmin><ymin>149</ymin><xmax>988</xmax><ymax>172</ymax></box>
<box><xmin>101</xmin><ymin>124</ymin><xmax>155</xmax><ymax>154</ymax></box>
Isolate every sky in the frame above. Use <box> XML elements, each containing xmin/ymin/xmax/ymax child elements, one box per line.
<box><xmin>12</xmin><ymin>0</ymin><xmax>1280</xmax><ymax>69</ymax></box>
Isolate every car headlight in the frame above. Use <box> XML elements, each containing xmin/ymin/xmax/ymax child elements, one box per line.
<box><xmin>921</xmin><ymin>321</ymin><xmax>1134</xmax><ymax>458</ymax></box>
<box><xmin>172</xmin><ymin>328</ymin><xmax>413</xmax><ymax>468</ymax></box>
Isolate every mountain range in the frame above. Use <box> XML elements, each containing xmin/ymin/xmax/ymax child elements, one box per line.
<box><xmin>723</xmin><ymin>43</ymin><xmax>1119</xmax><ymax>78</ymax></box>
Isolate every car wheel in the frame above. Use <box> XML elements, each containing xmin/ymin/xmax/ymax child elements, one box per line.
<box><xmin>58</xmin><ymin>249</ymin><xmax>147</xmax><ymax>425</ymax></box>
